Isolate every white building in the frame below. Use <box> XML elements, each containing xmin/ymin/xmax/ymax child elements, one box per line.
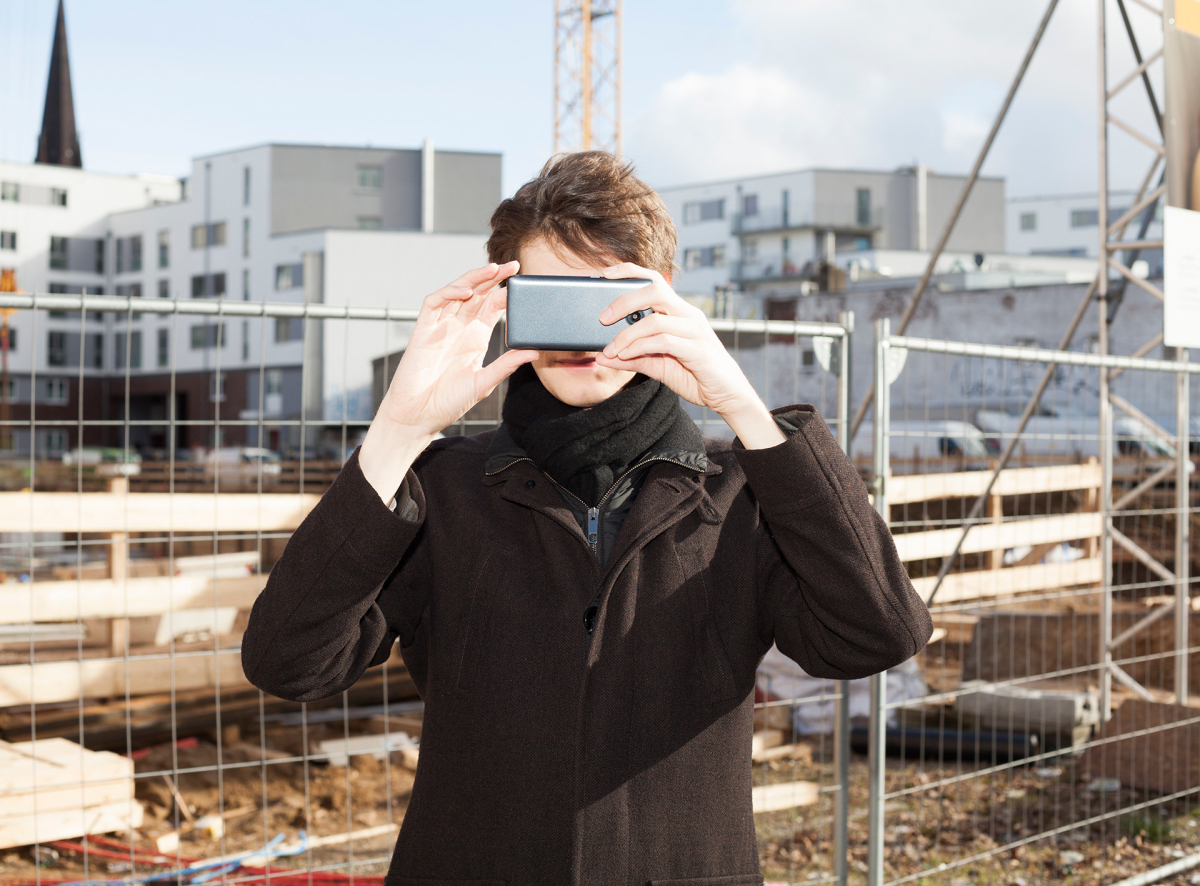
<box><xmin>657</xmin><ymin>166</ymin><xmax>1007</xmax><ymax>310</ymax></box>
<box><xmin>0</xmin><ymin>142</ymin><xmax>499</xmax><ymax>457</ymax></box>
<box><xmin>1006</xmin><ymin>190</ymin><xmax>1164</xmax><ymax>275</ymax></box>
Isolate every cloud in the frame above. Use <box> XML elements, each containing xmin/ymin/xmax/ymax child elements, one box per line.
<box><xmin>627</xmin><ymin>0</ymin><xmax>1164</xmax><ymax>196</ymax></box>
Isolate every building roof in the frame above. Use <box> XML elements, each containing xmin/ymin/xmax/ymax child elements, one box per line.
<box><xmin>35</xmin><ymin>0</ymin><xmax>82</xmax><ymax>169</ymax></box>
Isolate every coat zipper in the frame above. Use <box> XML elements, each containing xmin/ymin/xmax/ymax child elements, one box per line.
<box><xmin>486</xmin><ymin>454</ymin><xmax>701</xmax><ymax>637</ymax></box>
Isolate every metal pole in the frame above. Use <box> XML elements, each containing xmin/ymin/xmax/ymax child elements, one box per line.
<box><xmin>833</xmin><ymin>311</ymin><xmax>853</xmax><ymax>886</ymax></box>
<box><xmin>1176</xmin><ymin>349</ymin><xmax>1190</xmax><ymax>701</ymax></box>
<box><xmin>1098</xmin><ymin>0</ymin><xmax>1114</xmax><ymax>725</ymax></box>
<box><xmin>867</xmin><ymin>318</ymin><xmax>891</xmax><ymax>886</ymax></box>
<box><xmin>849</xmin><ymin>0</ymin><xmax>1061</xmax><ymax>442</ymax></box>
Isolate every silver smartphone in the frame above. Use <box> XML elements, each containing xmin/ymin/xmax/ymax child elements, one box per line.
<box><xmin>504</xmin><ymin>274</ymin><xmax>653</xmax><ymax>351</ymax></box>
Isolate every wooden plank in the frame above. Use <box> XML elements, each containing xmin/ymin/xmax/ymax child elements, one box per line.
<box><xmin>912</xmin><ymin>558</ymin><xmax>1102</xmax><ymax>602</ymax></box>
<box><xmin>0</xmin><ymin>799</ymin><xmax>143</xmax><ymax>850</ymax></box>
<box><xmin>751</xmin><ymin>780</ymin><xmax>819</xmax><ymax>814</ymax></box>
<box><xmin>0</xmin><ymin>649</ymin><xmax>250</xmax><ymax>706</ymax></box>
<box><xmin>0</xmin><ymin>492</ymin><xmax>321</xmax><ymax>533</ymax></box>
<box><xmin>751</xmin><ymin>729</ymin><xmax>784</xmax><ymax>760</ymax></box>
<box><xmin>0</xmin><ymin>739</ymin><xmax>129</xmax><ymax>792</ymax></box>
<box><xmin>0</xmin><ymin>574</ymin><xmax>265</xmax><ymax>625</ymax></box>
<box><xmin>1</xmin><ymin>776</ymin><xmax>132</xmax><ymax>816</ymax></box>
<box><xmin>892</xmin><ymin>512</ymin><xmax>1102</xmax><ymax>563</ymax></box>
<box><xmin>888</xmin><ymin>462</ymin><xmax>1102</xmax><ymax>505</ymax></box>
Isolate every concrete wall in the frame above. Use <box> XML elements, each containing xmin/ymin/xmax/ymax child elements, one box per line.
<box><xmin>432</xmin><ymin>150</ymin><xmax>502</xmax><ymax>234</ymax></box>
<box><xmin>269</xmin><ymin>145</ymin><xmax>422</xmax><ymax>235</ymax></box>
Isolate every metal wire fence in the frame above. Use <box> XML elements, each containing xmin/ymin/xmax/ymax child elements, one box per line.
<box><xmin>866</xmin><ymin>320</ymin><xmax>1199</xmax><ymax>886</ymax></box>
<box><xmin>0</xmin><ymin>291</ymin><xmax>857</xmax><ymax>886</ymax></box>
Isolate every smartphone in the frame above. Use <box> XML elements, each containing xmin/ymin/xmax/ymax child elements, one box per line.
<box><xmin>504</xmin><ymin>274</ymin><xmax>653</xmax><ymax>351</ymax></box>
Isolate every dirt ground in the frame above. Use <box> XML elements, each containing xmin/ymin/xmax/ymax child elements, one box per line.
<box><xmin>2</xmin><ymin>724</ymin><xmax>1198</xmax><ymax>886</ymax></box>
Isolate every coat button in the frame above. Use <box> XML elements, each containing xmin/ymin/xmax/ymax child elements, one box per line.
<box><xmin>525</xmin><ymin>480</ymin><xmax>536</xmax><ymax>488</ymax></box>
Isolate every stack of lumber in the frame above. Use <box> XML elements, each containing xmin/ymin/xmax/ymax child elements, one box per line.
<box><xmin>0</xmin><ymin>737</ymin><xmax>142</xmax><ymax>849</ymax></box>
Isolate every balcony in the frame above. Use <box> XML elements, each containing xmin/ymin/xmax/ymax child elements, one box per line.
<box><xmin>731</xmin><ymin>257</ymin><xmax>807</xmax><ymax>284</ymax></box>
<box><xmin>732</xmin><ymin>203</ymin><xmax>884</xmax><ymax>235</ymax></box>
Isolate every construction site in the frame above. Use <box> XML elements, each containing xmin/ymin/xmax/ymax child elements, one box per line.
<box><xmin>1</xmin><ymin>1</ymin><xmax>1199</xmax><ymax>886</ymax></box>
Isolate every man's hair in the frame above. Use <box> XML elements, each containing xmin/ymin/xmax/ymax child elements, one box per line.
<box><xmin>487</xmin><ymin>151</ymin><xmax>676</xmax><ymax>277</ymax></box>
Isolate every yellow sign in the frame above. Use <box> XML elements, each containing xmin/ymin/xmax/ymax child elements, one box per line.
<box><xmin>1179</xmin><ymin>0</ymin><xmax>1200</xmax><ymax>38</ymax></box>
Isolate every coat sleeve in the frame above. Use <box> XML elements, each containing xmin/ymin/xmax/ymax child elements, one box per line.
<box><xmin>735</xmin><ymin>404</ymin><xmax>933</xmax><ymax>680</ymax></box>
<box><xmin>240</xmin><ymin>445</ymin><xmax>430</xmax><ymax>702</ymax></box>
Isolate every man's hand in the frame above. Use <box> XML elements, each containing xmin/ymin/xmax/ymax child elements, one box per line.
<box><xmin>593</xmin><ymin>263</ymin><xmax>785</xmax><ymax>449</ymax></box>
<box><xmin>359</xmin><ymin>261</ymin><xmax>541</xmax><ymax>503</ymax></box>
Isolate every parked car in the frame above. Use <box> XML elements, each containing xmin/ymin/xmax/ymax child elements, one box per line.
<box><xmin>60</xmin><ymin>447</ymin><xmax>142</xmax><ymax>476</ymax></box>
<box><xmin>975</xmin><ymin>408</ymin><xmax>1189</xmax><ymax>461</ymax></box>
<box><xmin>202</xmin><ymin>446</ymin><xmax>283</xmax><ymax>477</ymax></box>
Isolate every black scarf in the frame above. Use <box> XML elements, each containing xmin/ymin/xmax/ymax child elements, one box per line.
<box><xmin>501</xmin><ymin>363</ymin><xmax>703</xmax><ymax>507</ymax></box>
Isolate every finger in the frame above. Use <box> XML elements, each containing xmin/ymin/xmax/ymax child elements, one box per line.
<box><xmin>609</xmin><ymin>331</ymin><xmax>700</xmax><ymax>364</ymax></box>
<box><xmin>599</xmin><ymin>281</ymin><xmax>701</xmax><ymax>327</ymax></box>
<box><xmin>594</xmin><ymin>351</ymin><xmax>670</xmax><ymax>382</ymax></box>
<box><xmin>422</xmin><ymin>282</ymin><xmax>478</xmax><ymax>313</ymax></box>
<box><xmin>475</xmin><ymin>348</ymin><xmax>540</xmax><ymax>400</ymax></box>
<box><xmin>599</xmin><ymin>261</ymin><xmax>664</xmax><ymax>286</ymax></box>
<box><xmin>601</xmin><ymin>313</ymin><xmax>699</xmax><ymax>359</ymax></box>
<box><xmin>464</xmin><ymin>261</ymin><xmax>520</xmax><ymax>319</ymax></box>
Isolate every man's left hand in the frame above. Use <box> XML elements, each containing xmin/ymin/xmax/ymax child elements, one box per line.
<box><xmin>594</xmin><ymin>262</ymin><xmax>786</xmax><ymax>448</ymax></box>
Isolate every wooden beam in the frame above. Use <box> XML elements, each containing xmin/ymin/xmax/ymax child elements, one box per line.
<box><xmin>888</xmin><ymin>462</ymin><xmax>1101</xmax><ymax>505</ymax></box>
<box><xmin>0</xmin><ymin>574</ymin><xmax>266</xmax><ymax>625</ymax></box>
<box><xmin>911</xmin><ymin>558</ymin><xmax>1102</xmax><ymax>603</ymax></box>
<box><xmin>0</xmin><ymin>800</ymin><xmax>143</xmax><ymax>849</ymax></box>
<box><xmin>752</xmin><ymin>780</ymin><xmax>819</xmax><ymax>813</ymax></box>
<box><xmin>0</xmin><ymin>649</ymin><xmax>250</xmax><ymax>706</ymax></box>
<box><xmin>0</xmin><ymin>491</ymin><xmax>321</xmax><ymax>533</ymax></box>
<box><xmin>892</xmin><ymin>512</ymin><xmax>1101</xmax><ymax>562</ymax></box>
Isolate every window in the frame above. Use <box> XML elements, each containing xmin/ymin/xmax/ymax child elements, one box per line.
<box><xmin>682</xmin><ymin>246</ymin><xmax>727</xmax><ymax>270</ymax></box>
<box><xmin>115</xmin><ymin>330</ymin><xmax>142</xmax><ymax>369</ymax></box>
<box><xmin>275</xmin><ymin>263</ymin><xmax>303</xmax><ymax>291</ymax></box>
<box><xmin>190</xmin><ymin>273</ymin><xmax>227</xmax><ymax>298</ymax></box>
<box><xmin>741</xmin><ymin>194</ymin><xmax>758</xmax><ymax>217</ymax></box>
<box><xmin>242</xmin><ymin>218</ymin><xmax>250</xmax><ymax>257</ymax></box>
<box><xmin>855</xmin><ymin>236</ymin><xmax>871</xmax><ymax>251</ymax></box>
<box><xmin>802</xmin><ymin>349</ymin><xmax>816</xmax><ymax>369</ymax></box>
<box><xmin>683</xmin><ymin>199</ymin><xmax>724</xmax><ymax>225</ymax></box>
<box><xmin>49</xmin><ymin>236</ymin><xmax>68</xmax><ymax>270</ymax></box>
<box><xmin>742</xmin><ymin>239</ymin><xmax>758</xmax><ymax>262</ymax></box>
<box><xmin>0</xmin><ymin>231</ymin><xmax>15</xmax><ymax>251</ymax></box>
<box><xmin>116</xmin><ymin>235</ymin><xmax>142</xmax><ymax>273</ymax></box>
<box><xmin>0</xmin><ymin>328</ymin><xmax>17</xmax><ymax>351</ymax></box>
<box><xmin>856</xmin><ymin>188</ymin><xmax>871</xmax><ymax>227</ymax></box>
<box><xmin>357</xmin><ymin>216</ymin><xmax>382</xmax><ymax>230</ymax></box>
<box><xmin>156</xmin><ymin>329</ymin><xmax>169</xmax><ymax>367</ymax></box>
<box><xmin>158</xmin><ymin>279</ymin><xmax>170</xmax><ymax>299</ymax></box>
<box><xmin>1070</xmin><ymin>208</ymin><xmax>1099</xmax><ymax>228</ymax></box>
<box><xmin>158</xmin><ymin>229</ymin><xmax>170</xmax><ymax>268</ymax></box>
<box><xmin>0</xmin><ymin>182</ymin><xmax>18</xmax><ymax>202</ymax></box>
<box><xmin>50</xmin><ymin>188</ymin><xmax>68</xmax><ymax>207</ymax></box>
<box><xmin>242</xmin><ymin>268</ymin><xmax>250</xmax><ymax>301</ymax></box>
<box><xmin>44</xmin><ymin>378</ymin><xmax>68</xmax><ymax>405</ymax></box>
<box><xmin>93</xmin><ymin>239</ymin><xmax>105</xmax><ymax>273</ymax></box>
<box><xmin>89</xmin><ymin>333</ymin><xmax>103</xmax><ymax>369</ymax></box>
<box><xmin>209</xmin><ymin>374</ymin><xmax>227</xmax><ymax>403</ymax></box>
<box><xmin>357</xmin><ymin>165</ymin><xmax>383</xmax><ymax>190</ymax></box>
<box><xmin>243</xmin><ymin>166</ymin><xmax>251</xmax><ymax>205</ymax></box>
<box><xmin>275</xmin><ymin>317</ymin><xmax>303</xmax><ymax>342</ymax></box>
<box><xmin>191</xmin><ymin>222</ymin><xmax>227</xmax><ymax>248</ymax></box>
<box><xmin>190</xmin><ymin>323</ymin><xmax>226</xmax><ymax>350</ymax></box>
<box><xmin>1019</xmin><ymin>212</ymin><xmax>1037</xmax><ymax>232</ymax></box>
<box><xmin>242</xmin><ymin>320</ymin><xmax>249</xmax><ymax>360</ymax></box>
<box><xmin>40</xmin><ymin>429</ymin><xmax>67</xmax><ymax>455</ymax></box>
<box><xmin>265</xmin><ymin>368</ymin><xmax>283</xmax><ymax>395</ymax></box>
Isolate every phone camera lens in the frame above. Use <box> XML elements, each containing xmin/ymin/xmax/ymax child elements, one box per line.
<box><xmin>626</xmin><ymin>310</ymin><xmax>644</xmax><ymax>324</ymax></box>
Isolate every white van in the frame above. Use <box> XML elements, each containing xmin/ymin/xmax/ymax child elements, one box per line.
<box><xmin>974</xmin><ymin>408</ymin><xmax>1185</xmax><ymax>461</ymax></box>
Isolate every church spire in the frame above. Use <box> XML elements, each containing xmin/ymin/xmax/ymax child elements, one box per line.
<box><xmin>35</xmin><ymin>0</ymin><xmax>82</xmax><ymax>168</ymax></box>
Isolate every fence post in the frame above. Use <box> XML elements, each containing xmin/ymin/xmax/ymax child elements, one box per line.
<box><xmin>1176</xmin><ymin>349</ymin><xmax>1190</xmax><ymax>702</ymax></box>
<box><xmin>834</xmin><ymin>311</ymin><xmax>854</xmax><ymax>886</ymax></box>
<box><xmin>867</xmin><ymin>318</ymin><xmax>891</xmax><ymax>886</ymax></box>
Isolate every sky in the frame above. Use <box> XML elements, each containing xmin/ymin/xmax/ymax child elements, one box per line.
<box><xmin>0</xmin><ymin>0</ymin><xmax>1167</xmax><ymax>200</ymax></box>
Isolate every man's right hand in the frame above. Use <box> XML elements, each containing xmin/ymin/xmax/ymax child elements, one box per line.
<box><xmin>358</xmin><ymin>261</ymin><xmax>539</xmax><ymax>504</ymax></box>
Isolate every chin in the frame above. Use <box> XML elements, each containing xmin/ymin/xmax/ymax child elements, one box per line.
<box><xmin>536</xmin><ymin>363</ymin><xmax>636</xmax><ymax>408</ymax></box>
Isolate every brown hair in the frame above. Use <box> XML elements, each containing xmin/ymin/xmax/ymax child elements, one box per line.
<box><xmin>487</xmin><ymin>151</ymin><xmax>676</xmax><ymax>277</ymax></box>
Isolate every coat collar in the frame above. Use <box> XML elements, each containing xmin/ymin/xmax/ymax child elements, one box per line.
<box><xmin>482</xmin><ymin>421</ymin><xmax>716</xmax><ymax>482</ymax></box>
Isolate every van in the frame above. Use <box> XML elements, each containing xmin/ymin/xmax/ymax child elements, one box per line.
<box><xmin>60</xmin><ymin>447</ymin><xmax>142</xmax><ymax>476</ymax></box>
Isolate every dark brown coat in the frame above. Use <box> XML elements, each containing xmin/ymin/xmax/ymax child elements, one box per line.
<box><xmin>242</xmin><ymin>404</ymin><xmax>933</xmax><ymax>886</ymax></box>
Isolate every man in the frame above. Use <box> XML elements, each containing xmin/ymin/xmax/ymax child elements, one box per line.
<box><xmin>242</xmin><ymin>151</ymin><xmax>932</xmax><ymax>885</ymax></box>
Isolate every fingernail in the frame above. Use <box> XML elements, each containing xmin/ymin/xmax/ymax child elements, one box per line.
<box><xmin>603</xmin><ymin>345</ymin><xmax>614</xmax><ymax>357</ymax></box>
